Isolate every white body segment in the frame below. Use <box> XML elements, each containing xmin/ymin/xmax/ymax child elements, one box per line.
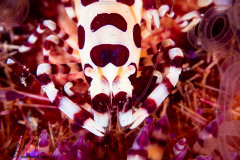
<box><xmin>78</xmin><ymin>1</ymin><xmax>142</xmax><ymax>86</ymax></box>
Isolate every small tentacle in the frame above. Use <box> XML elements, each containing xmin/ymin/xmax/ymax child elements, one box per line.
<box><xmin>171</xmin><ymin>138</ymin><xmax>188</xmax><ymax>160</ymax></box>
<box><xmin>148</xmin><ymin>115</ymin><xmax>170</xmax><ymax>160</ymax></box>
<box><xmin>127</xmin><ymin>125</ymin><xmax>149</xmax><ymax>160</ymax></box>
<box><xmin>193</xmin><ymin>115</ymin><xmax>223</xmax><ymax>156</ymax></box>
<box><xmin>38</xmin><ymin>130</ymin><xmax>50</xmax><ymax>154</ymax></box>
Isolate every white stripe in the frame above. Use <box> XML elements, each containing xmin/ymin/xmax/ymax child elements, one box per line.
<box><xmin>169</xmin><ymin>66</ymin><xmax>182</xmax><ymax>75</ymax></box>
<box><xmin>42</xmin><ymin>82</ymin><xmax>58</xmax><ymax>102</ymax></box>
<box><xmin>153</xmin><ymin>71</ymin><xmax>163</xmax><ymax>84</ymax></box>
<box><xmin>43</xmin><ymin>20</ymin><xmax>57</xmax><ymax>31</ymax></box>
<box><xmin>37</xmin><ymin>63</ymin><xmax>52</xmax><ymax>75</ymax></box>
<box><xmin>168</xmin><ymin>48</ymin><xmax>183</xmax><ymax>59</ymax></box>
<box><xmin>149</xmin><ymin>83</ymin><xmax>168</xmax><ymax>106</ymax></box>
<box><xmin>198</xmin><ymin>0</ymin><xmax>213</xmax><ymax>7</ymax></box>
<box><xmin>119</xmin><ymin>110</ymin><xmax>132</xmax><ymax>127</ymax></box>
<box><xmin>46</xmin><ymin>35</ymin><xmax>60</xmax><ymax>44</ymax></box>
<box><xmin>64</xmin><ymin>82</ymin><xmax>74</xmax><ymax>96</ymax></box>
<box><xmin>58</xmin><ymin>97</ymin><xmax>81</xmax><ymax>120</ymax></box>
<box><xmin>93</xmin><ymin>111</ymin><xmax>109</xmax><ymax>127</ymax></box>
<box><xmin>65</xmin><ymin>7</ymin><xmax>76</xmax><ymax>19</ymax></box>
<box><xmin>43</xmin><ymin>48</ymin><xmax>50</xmax><ymax>56</ymax></box>
<box><xmin>28</xmin><ymin>34</ymin><xmax>38</xmax><ymax>44</ymax></box>
<box><xmin>83</xmin><ymin>118</ymin><xmax>105</xmax><ymax>137</ymax></box>
<box><xmin>166</xmin><ymin>73</ymin><xmax>179</xmax><ymax>87</ymax></box>
<box><xmin>37</xmin><ymin>26</ymin><xmax>45</xmax><ymax>34</ymax></box>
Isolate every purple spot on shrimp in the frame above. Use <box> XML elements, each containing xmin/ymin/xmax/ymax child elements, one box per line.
<box><xmin>78</xmin><ymin>25</ymin><xmax>85</xmax><ymax>49</ymax></box>
<box><xmin>90</xmin><ymin>44</ymin><xmax>129</xmax><ymax>67</ymax></box>
<box><xmin>133</xmin><ymin>23</ymin><xmax>141</xmax><ymax>48</ymax></box>
<box><xmin>91</xmin><ymin>13</ymin><xmax>127</xmax><ymax>32</ymax></box>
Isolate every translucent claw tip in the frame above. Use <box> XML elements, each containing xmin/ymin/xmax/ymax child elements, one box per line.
<box><xmin>83</xmin><ymin>118</ymin><xmax>105</xmax><ymax>137</ymax></box>
<box><xmin>130</xmin><ymin>116</ymin><xmax>146</xmax><ymax>129</ymax></box>
<box><xmin>128</xmin><ymin>108</ymin><xmax>149</xmax><ymax>129</ymax></box>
